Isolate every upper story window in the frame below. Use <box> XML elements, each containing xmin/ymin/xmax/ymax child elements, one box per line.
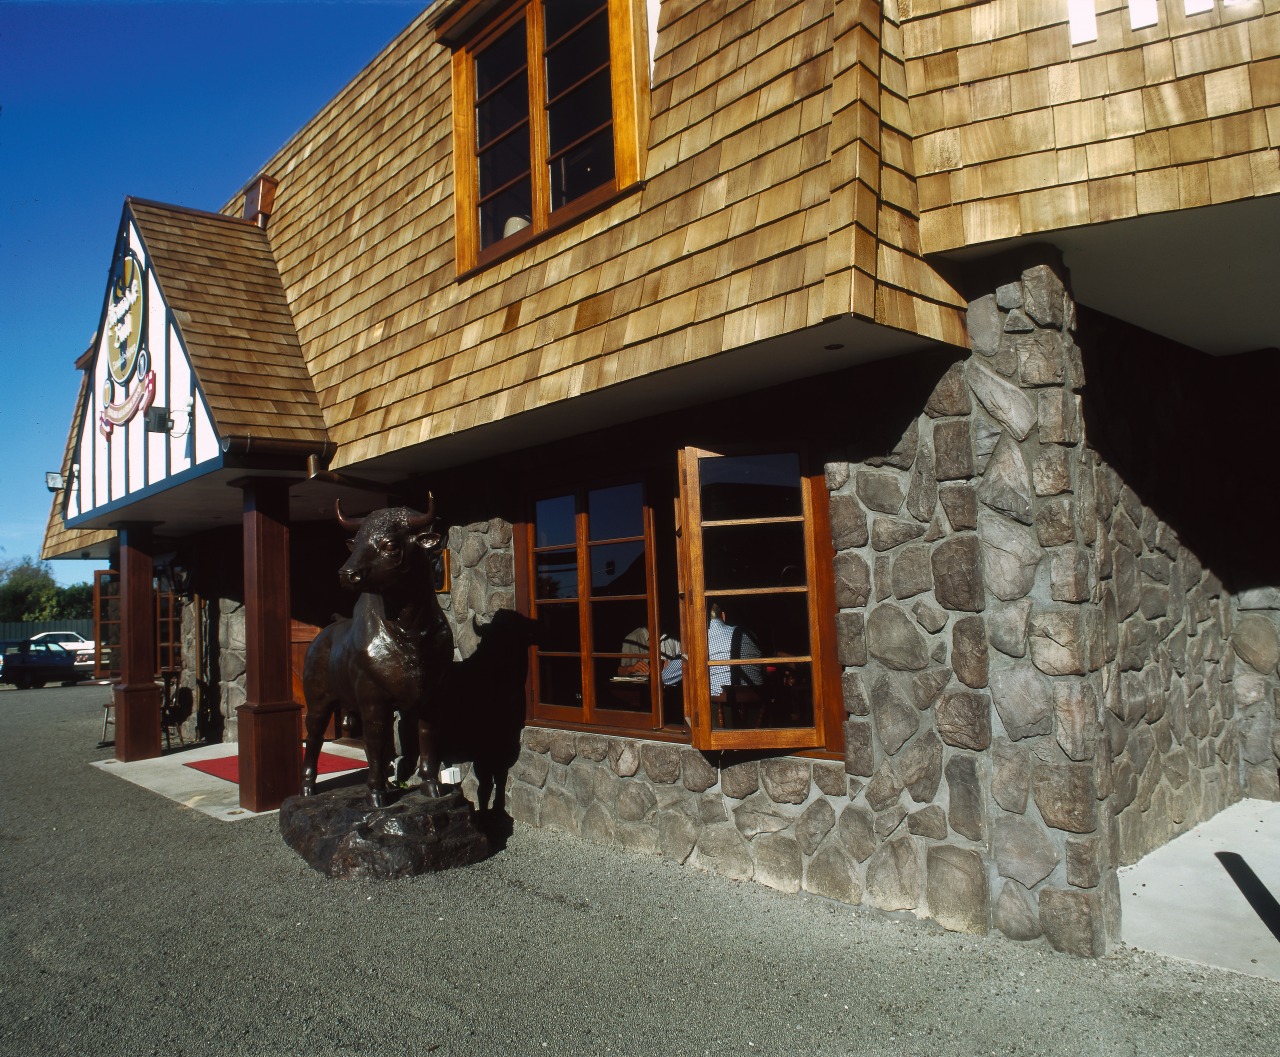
<box><xmin>446</xmin><ymin>0</ymin><xmax>648</xmax><ymax>272</ymax></box>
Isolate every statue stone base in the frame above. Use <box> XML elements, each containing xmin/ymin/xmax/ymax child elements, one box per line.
<box><xmin>279</xmin><ymin>787</ymin><xmax>490</xmax><ymax>879</ymax></box>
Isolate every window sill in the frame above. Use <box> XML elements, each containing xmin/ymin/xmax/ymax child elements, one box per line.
<box><xmin>456</xmin><ymin>179</ymin><xmax>645</xmax><ymax>283</ymax></box>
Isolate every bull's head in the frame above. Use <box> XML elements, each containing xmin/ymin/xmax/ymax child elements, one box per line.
<box><xmin>335</xmin><ymin>496</ymin><xmax>442</xmax><ymax>592</ymax></box>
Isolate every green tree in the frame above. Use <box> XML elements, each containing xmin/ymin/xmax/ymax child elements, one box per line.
<box><xmin>55</xmin><ymin>582</ymin><xmax>94</xmax><ymax>620</ymax></box>
<box><xmin>0</xmin><ymin>557</ymin><xmax>60</xmax><ymax>622</ymax></box>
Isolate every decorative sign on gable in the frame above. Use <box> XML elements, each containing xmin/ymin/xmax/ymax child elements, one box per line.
<box><xmin>99</xmin><ymin>248</ymin><xmax>155</xmax><ymax>437</ymax></box>
<box><xmin>65</xmin><ymin>208</ymin><xmax>221</xmax><ymax>526</ymax></box>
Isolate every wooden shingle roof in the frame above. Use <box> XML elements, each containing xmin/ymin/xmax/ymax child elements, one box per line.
<box><xmin>128</xmin><ymin>198</ymin><xmax>329</xmax><ymax>447</ymax></box>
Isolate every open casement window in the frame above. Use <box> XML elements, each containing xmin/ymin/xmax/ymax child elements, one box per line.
<box><xmin>677</xmin><ymin>448</ymin><xmax>841</xmax><ymax>753</ymax></box>
<box><xmin>528</xmin><ymin>480</ymin><xmax>673</xmax><ymax>731</ymax></box>
<box><xmin>93</xmin><ymin>569</ymin><xmax>181</xmax><ymax>680</ymax></box>
<box><xmin>450</xmin><ymin>0</ymin><xmax>647</xmax><ymax>271</ymax></box>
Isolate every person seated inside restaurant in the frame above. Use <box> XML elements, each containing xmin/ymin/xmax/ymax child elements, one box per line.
<box><xmin>660</xmin><ymin>603</ymin><xmax>763</xmax><ymax>726</ymax></box>
<box><xmin>616</xmin><ymin>626</ymin><xmax>681</xmax><ymax>680</ymax></box>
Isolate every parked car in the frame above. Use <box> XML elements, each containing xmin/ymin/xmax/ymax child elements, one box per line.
<box><xmin>27</xmin><ymin>630</ymin><xmax>96</xmax><ymax>670</ymax></box>
<box><xmin>0</xmin><ymin>640</ymin><xmax>86</xmax><ymax>689</ymax></box>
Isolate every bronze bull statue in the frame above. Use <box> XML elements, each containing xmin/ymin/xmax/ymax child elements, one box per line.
<box><xmin>301</xmin><ymin>497</ymin><xmax>454</xmax><ymax>808</ymax></box>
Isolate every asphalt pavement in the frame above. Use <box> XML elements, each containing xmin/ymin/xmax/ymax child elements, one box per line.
<box><xmin>2</xmin><ymin>683</ymin><xmax>1277</xmax><ymax>1057</ymax></box>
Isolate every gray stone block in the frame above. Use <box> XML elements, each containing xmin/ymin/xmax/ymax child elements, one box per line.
<box><xmin>994</xmin><ymin>815</ymin><xmax>1058</xmax><ymax>887</ymax></box>
<box><xmin>837</xmin><ymin>612</ymin><xmax>869</xmax><ymax>670</ymax></box>
<box><xmin>871</xmin><ymin>673</ymin><xmax>920</xmax><ymax>754</ymax></box>
<box><xmin>797</xmin><ymin>798</ymin><xmax>837</xmax><ymax>854</ymax></box>
<box><xmin>866</xmin><ymin>834</ymin><xmax>922</xmax><ymax>911</ymax></box>
<box><xmin>856</xmin><ymin>470</ymin><xmax>906</xmax><ymax>514</ymax></box>
<box><xmin>754</xmin><ymin>833</ymin><xmax>803</xmax><ymax>893</ymax></box>
<box><xmin>1032</xmin><ymin>762</ymin><xmax>1099</xmax><ymax>834</ymax></box>
<box><xmin>994</xmin><ymin>880</ymin><xmax>1042</xmax><ymax>941</ymax></box>
<box><xmin>952</xmin><ymin>615</ymin><xmax>989</xmax><ymax>689</ymax></box>
<box><xmin>945</xmin><ymin>755</ymin><xmax>985</xmax><ymax>841</ymax></box>
<box><xmin>830</xmin><ymin>493</ymin><xmax>869</xmax><ymax>550</ymax></box>
<box><xmin>835</xmin><ymin>550</ymin><xmax>872</xmax><ymax>610</ymax></box>
<box><xmin>933</xmin><ymin>419</ymin><xmax>975</xmax><ymax>481</ymax></box>
<box><xmin>931</xmin><ymin>535</ymin><xmax>985</xmax><ymax>613</ymax></box>
<box><xmin>681</xmin><ymin>748</ymin><xmax>718</xmax><ymax>792</ymax></box>
<box><xmin>1039</xmin><ymin>887</ymin><xmax>1109</xmax><ymax>958</ymax></box>
<box><xmin>721</xmin><ymin>759</ymin><xmax>760</xmax><ymax>799</ymax></box>
<box><xmin>979</xmin><ymin>512</ymin><xmax>1040</xmax><ymax>602</ymax></box>
<box><xmin>804</xmin><ymin>845</ymin><xmax>861</xmax><ymax>904</ymax></box>
<box><xmin>907</xmin><ymin>804</ymin><xmax>948</xmax><ymax>839</ymax></box>
<box><xmin>641</xmin><ymin>742</ymin><xmax>681</xmax><ymax>784</ymax></box>
<box><xmin>927</xmin><ymin>846</ymin><xmax>989</xmax><ymax>933</ymax></box>
<box><xmin>926</xmin><ymin>360</ymin><xmax>972</xmax><ymax>417</ymax></box>
<box><xmin>967</xmin><ymin>361</ymin><xmax>1036</xmax><ymax>440</ymax></box>
<box><xmin>896</xmin><ymin>729</ymin><xmax>943</xmax><ymax>802</ymax></box>
<box><xmin>865</xmin><ymin>606</ymin><xmax>926</xmax><ymax>670</ymax></box>
<box><xmin>990</xmin><ymin>663</ymin><xmax>1053</xmax><ymax>740</ymax></box>
<box><xmin>762</xmin><ymin>758</ymin><xmax>812</xmax><ymax>804</ymax></box>
<box><xmin>691</xmin><ymin>825</ymin><xmax>755</xmax><ymax>881</ymax></box>
<box><xmin>937</xmin><ymin>691</ymin><xmax>992</xmax><ymax>751</ymax></box>
<box><xmin>836</xmin><ymin>803</ymin><xmax>877</xmax><ymax>862</ymax></box>
<box><xmin>978</xmin><ymin>434</ymin><xmax>1033</xmax><ymax>525</ymax></box>
<box><xmin>891</xmin><ymin>544</ymin><xmax>933</xmax><ymax>600</ymax></box>
<box><xmin>939</xmin><ymin>483</ymin><xmax>978</xmax><ymax>531</ymax></box>
<box><xmin>871</xmin><ymin>517</ymin><xmax>927</xmax><ymax>552</ymax></box>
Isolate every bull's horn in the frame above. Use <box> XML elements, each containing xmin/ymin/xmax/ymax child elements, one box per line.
<box><xmin>405</xmin><ymin>491</ymin><xmax>436</xmax><ymax>531</ymax></box>
<box><xmin>335</xmin><ymin>499</ymin><xmax>365</xmax><ymax>532</ymax></box>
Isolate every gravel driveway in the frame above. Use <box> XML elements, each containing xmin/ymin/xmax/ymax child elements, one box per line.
<box><xmin>2</xmin><ymin>684</ymin><xmax>1276</xmax><ymax>1057</ymax></box>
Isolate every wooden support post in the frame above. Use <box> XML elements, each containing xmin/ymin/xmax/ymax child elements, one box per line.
<box><xmin>236</xmin><ymin>479</ymin><xmax>301</xmax><ymax>812</ymax></box>
<box><xmin>113</xmin><ymin>524</ymin><xmax>162</xmax><ymax>761</ymax></box>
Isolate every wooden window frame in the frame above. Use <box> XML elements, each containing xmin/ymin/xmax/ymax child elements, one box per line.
<box><xmin>525</xmin><ymin>475</ymin><xmax>668</xmax><ymax>733</ymax></box>
<box><xmin>449</xmin><ymin>0</ymin><xmax>648</xmax><ymax>273</ymax></box>
<box><xmin>93</xmin><ymin>568</ymin><xmax>182</xmax><ymax>681</ymax></box>
<box><xmin>677</xmin><ymin>446</ymin><xmax>843</xmax><ymax>754</ymax></box>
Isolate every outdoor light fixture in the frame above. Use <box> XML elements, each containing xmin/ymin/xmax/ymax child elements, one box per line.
<box><xmin>145</xmin><ymin>405</ymin><xmax>173</xmax><ymax>433</ymax></box>
<box><xmin>45</xmin><ymin>471</ymin><xmax>66</xmax><ymax>492</ymax></box>
<box><xmin>144</xmin><ymin>400</ymin><xmax>193</xmax><ymax>437</ymax></box>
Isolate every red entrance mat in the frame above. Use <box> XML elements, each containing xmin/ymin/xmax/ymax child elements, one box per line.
<box><xmin>183</xmin><ymin>751</ymin><xmax>366</xmax><ymax>785</ymax></box>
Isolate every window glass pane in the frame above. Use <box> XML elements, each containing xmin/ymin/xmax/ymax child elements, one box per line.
<box><xmin>477</xmin><ymin>71</ymin><xmax>530</xmax><ymax>149</ymax></box>
<box><xmin>594</xmin><ymin>657</ymin><xmax>652</xmax><ymax>712</ymax></box>
<box><xmin>703</xmin><ymin>593</ymin><xmax>811</xmax><ymax>659</ymax></box>
<box><xmin>535</xmin><ymin>494</ymin><xmax>577</xmax><ymax>546</ymax></box>
<box><xmin>700</xmin><ymin>522</ymin><xmax>807</xmax><ymax>592</ymax></box>
<box><xmin>699</xmin><ymin>453</ymin><xmax>803</xmax><ymax>521</ymax></box>
<box><xmin>587</xmin><ymin>482</ymin><xmax>644</xmax><ymax>541</ymax></box>
<box><xmin>591</xmin><ymin>599</ymin><xmax>650</xmax><ymax>662</ymax></box>
<box><xmin>545</xmin><ymin>8</ymin><xmax>609</xmax><ymax>98</ymax></box>
<box><xmin>548</xmin><ymin>68</ymin><xmax>613</xmax><ymax>156</ymax></box>
<box><xmin>544</xmin><ymin>0</ymin><xmax>607</xmax><ymax>47</ymax></box>
<box><xmin>538</xmin><ymin>655</ymin><xmax>582</xmax><ymax>708</ymax></box>
<box><xmin>590</xmin><ymin>541</ymin><xmax>646</xmax><ymax>595</ymax></box>
<box><xmin>479</xmin><ymin>177</ymin><xmax>534</xmax><ymax>249</ymax></box>
<box><xmin>550</xmin><ymin>127</ymin><xmax>615</xmax><ymax>211</ymax></box>
<box><xmin>478</xmin><ymin>126</ymin><xmax>531</xmax><ymax>197</ymax></box>
<box><xmin>710</xmin><ymin>662</ymin><xmax>815</xmax><ymax>731</ymax></box>
<box><xmin>475</xmin><ymin>19</ymin><xmax>527</xmax><ymax>96</ymax></box>
<box><xmin>536</xmin><ymin>601</ymin><xmax>580</xmax><ymax>652</ymax></box>
<box><xmin>535</xmin><ymin>550</ymin><xmax>577</xmax><ymax>599</ymax></box>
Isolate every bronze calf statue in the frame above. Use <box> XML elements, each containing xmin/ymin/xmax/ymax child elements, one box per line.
<box><xmin>301</xmin><ymin>498</ymin><xmax>454</xmax><ymax>808</ymax></box>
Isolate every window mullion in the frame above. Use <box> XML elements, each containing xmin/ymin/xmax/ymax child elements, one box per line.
<box><xmin>576</xmin><ymin>494</ymin><xmax>595</xmax><ymax>723</ymax></box>
<box><xmin>527</xmin><ymin>0</ymin><xmax>552</xmax><ymax>232</ymax></box>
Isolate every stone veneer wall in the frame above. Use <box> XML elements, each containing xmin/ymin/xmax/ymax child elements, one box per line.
<box><xmin>443</xmin><ymin>520</ymin><xmax>517</xmax><ymax>659</ymax></box>
<box><xmin>1092</xmin><ymin>459</ymin><xmax>1240</xmax><ymax>865</ymax></box>
<box><xmin>177</xmin><ymin>594</ymin><xmax>245</xmax><ymax>744</ymax></box>
<box><xmin>1233</xmin><ymin>589</ymin><xmax>1280</xmax><ymax>804</ymax></box>
<box><xmin>439</xmin><ymin>266</ymin><xmax>1274</xmax><ymax>958</ymax></box>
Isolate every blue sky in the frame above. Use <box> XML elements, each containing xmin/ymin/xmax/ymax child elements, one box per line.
<box><xmin>0</xmin><ymin>0</ymin><xmax>428</xmax><ymax>584</ymax></box>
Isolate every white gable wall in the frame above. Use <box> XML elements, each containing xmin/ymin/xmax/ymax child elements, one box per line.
<box><xmin>69</xmin><ymin>212</ymin><xmax>221</xmax><ymax>524</ymax></box>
